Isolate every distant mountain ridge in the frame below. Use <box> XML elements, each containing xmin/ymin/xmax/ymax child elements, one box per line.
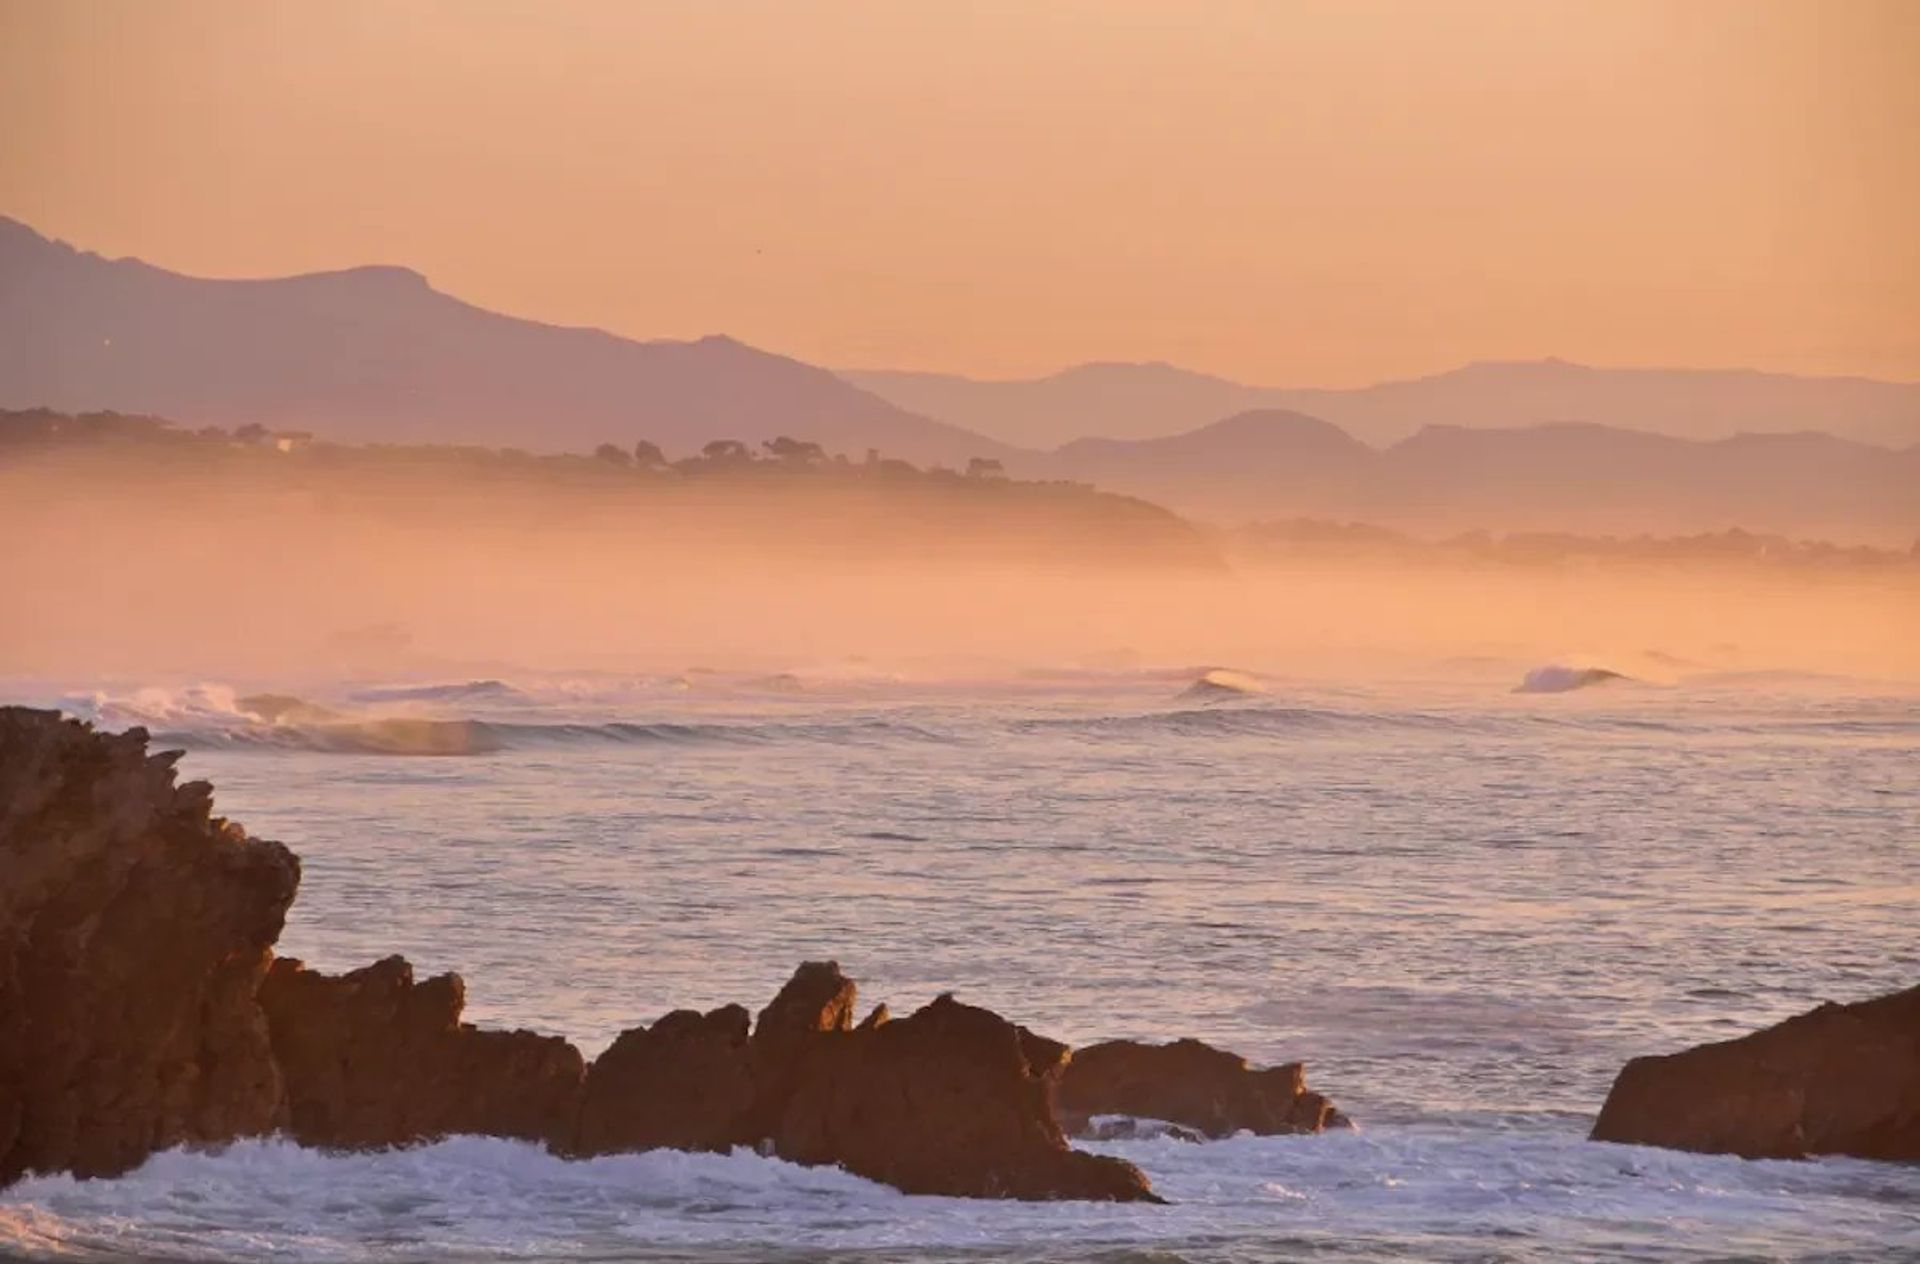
<box><xmin>6</xmin><ymin>214</ymin><xmax>1915</xmax><ymax>544</ymax></box>
<box><xmin>1022</xmin><ymin>411</ymin><xmax>1920</xmax><ymax>544</ymax></box>
<box><xmin>844</xmin><ymin>357</ymin><xmax>1920</xmax><ymax>449</ymax></box>
<box><xmin>0</xmin><ymin>216</ymin><xmax>1011</xmax><ymax>465</ymax></box>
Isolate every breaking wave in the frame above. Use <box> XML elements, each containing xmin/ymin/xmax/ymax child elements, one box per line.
<box><xmin>145</xmin><ymin>716</ymin><xmax>953</xmax><ymax>755</ymax></box>
<box><xmin>1178</xmin><ymin>668</ymin><xmax>1268</xmax><ymax>702</ymax></box>
<box><xmin>51</xmin><ymin>670</ymin><xmax>1897</xmax><ymax>759</ymax></box>
<box><xmin>157</xmin><ymin>717</ymin><xmax>507</xmax><ymax>756</ymax></box>
<box><xmin>1016</xmin><ymin>706</ymin><xmax>1472</xmax><ymax>740</ymax></box>
<box><xmin>1514</xmin><ymin>665</ymin><xmax>1629</xmax><ymax>695</ymax></box>
<box><xmin>346</xmin><ymin>679</ymin><xmax>526</xmax><ymax>705</ymax></box>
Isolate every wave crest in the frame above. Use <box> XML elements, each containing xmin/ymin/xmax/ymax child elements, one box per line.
<box><xmin>1178</xmin><ymin>668</ymin><xmax>1268</xmax><ymax>702</ymax></box>
<box><xmin>1513</xmin><ymin>665</ymin><xmax>1628</xmax><ymax>695</ymax></box>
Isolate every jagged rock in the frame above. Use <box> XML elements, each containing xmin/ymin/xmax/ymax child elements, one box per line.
<box><xmin>0</xmin><ymin>711</ymin><xmax>1163</xmax><ymax>1200</ymax></box>
<box><xmin>259</xmin><ymin>955</ymin><xmax>585</xmax><ymax>1150</ymax></box>
<box><xmin>568</xmin><ymin>966</ymin><xmax>1156</xmax><ymax>1201</ymax></box>
<box><xmin>0</xmin><ymin>708</ymin><xmax>299</xmax><ymax>1183</ymax></box>
<box><xmin>735</xmin><ymin>959</ymin><xmax>858</xmax><ymax>1140</ymax></box>
<box><xmin>1591</xmin><ymin>984</ymin><xmax>1920</xmax><ymax>1161</ymax></box>
<box><xmin>753</xmin><ymin>959</ymin><xmax>858</xmax><ymax>1051</ymax></box>
<box><xmin>572</xmin><ymin>1004</ymin><xmax>755</xmax><ymax>1155</ymax></box>
<box><xmin>1057</xmin><ymin>1038</ymin><xmax>1344</xmax><ymax>1139</ymax></box>
<box><xmin>773</xmin><ymin>992</ymin><xmax>1159</xmax><ymax>1201</ymax></box>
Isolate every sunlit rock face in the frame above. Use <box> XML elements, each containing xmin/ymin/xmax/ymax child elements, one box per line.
<box><xmin>0</xmin><ymin>707</ymin><xmax>299</xmax><ymax>1183</ymax></box>
<box><xmin>1592</xmin><ymin>985</ymin><xmax>1920</xmax><ymax>1162</ymax></box>
<box><xmin>1057</xmin><ymin>1038</ymin><xmax>1347</xmax><ymax>1140</ymax></box>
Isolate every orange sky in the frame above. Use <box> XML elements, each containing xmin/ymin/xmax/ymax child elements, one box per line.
<box><xmin>2</xmin><ymin>0</ymin><xmax>1916</xmax><ymax>385</ymax></box>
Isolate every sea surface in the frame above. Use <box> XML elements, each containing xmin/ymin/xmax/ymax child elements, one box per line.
<box><xmin>3</xmin><ymin>664</ymin><xmax>1918</xmax><ymax>1262</ymax></box>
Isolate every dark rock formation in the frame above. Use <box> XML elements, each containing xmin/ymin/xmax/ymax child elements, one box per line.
<box><xmin>572</xmin><ymin>1004</ymin><xmax>755</xmax><ymax>1156</ymax></box>
<box><xmin>570</xmin><ymin>964</ymin><xmax>1158</xmax><ymax>1201</ymax></box>
<box><xmin>0</xmin><ymin>708</ymin><xmax>300</xmax><ymax>1183</ymax></box>
<box><xmin>1057</xmin><ymin>1038</ymin><xmax>1345</xmax><ymax>1139</ymax></box>
<box><xmin>259</xmin><ymin>955</ymin><xmax>585</xmax><ymax>1151</ymax></box>
<box><xmin>0</xmin><ymin>709</ymin><xmax>1182</xmax><ymax>1200</ymax></box>
<box><xmin>770</xmin><ymin>992</ymin><xmax>1159</xmax><ymax>1201</ymax></box>
<box><xmin>1591</xmin><ymin>985</ymin><xmax>1920</xmax><ymax>1161</ymax></box>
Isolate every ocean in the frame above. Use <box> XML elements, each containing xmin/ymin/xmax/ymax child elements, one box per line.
<box><xmin>3</xmin><ymin>664</ymin><xmax>1917</xmax><ymax>1261</ymax></box>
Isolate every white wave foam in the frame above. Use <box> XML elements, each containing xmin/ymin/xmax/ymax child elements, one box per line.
<box><xmin>64</xmin><ymin>682</ymin><xmax>255</xmax><ymax>731</ymax></box>
<box><xmin>3</xmin><ymin>1127</ymin><xmax>1913</xmax><ymax>1262</ymax></box>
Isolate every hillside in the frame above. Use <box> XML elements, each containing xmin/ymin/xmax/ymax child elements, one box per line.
<box><xmin>0</xmin><ymin>406</ymin><xmax>1214</xmax><ymax>572</ymax></box>
<box><xmin>1046</xmin><ymin>410</ymin><xmax>1375</xmax><ymax>518</ymax></box>
<box><xmin>0</xmin><ymin>217</ymin><xmax>1010</xmax><ymax>466</ymax></box>
<box><xmin>1027</xmin><ymin>414</ymin><xmax>1920</xmax><ymax>544</ymax></box>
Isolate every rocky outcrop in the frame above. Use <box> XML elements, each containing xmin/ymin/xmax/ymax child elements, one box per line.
<box><xmin>1057</xmin><ymin>1038</ymin><xmax>1345</xmax><ymax>1140</ymax></box>
<box><xmin>1</xmin><ymin>706</ymin><xmax>1284</xmax><ymax>1202</ymax></box>
<box><xmin>568</xmin><ymin>964</ymin><xmax>1158</xmax><ymax>1201</ymax></box>
<box><xmin>769</xmin><ymin>988</ymin><xmax>1157</xmax><ymax>1201</ymax></box>
<box><xmin>740</xmin><ymin>959</ymin><xmax>859</xmax><ymax>1142</ymax></box>
<box><xmin>1591</xmin><ymin>985</ymin><xmax>1920</xmax><ymax>1161</ymax></box>
<box><xmin>573</xmin><ymin>1004</ymin><xmax>755</xmax><ymax>1155</ymax></box>
<box><xmin>0</xmin><ymin>708</ymin><xmax>300</xmax><ymax>1183</ymax></box>
<box><xmin>258</xmin><ymin>955</ymin><xmax>586</xmax><ymax>1150</ymax></box>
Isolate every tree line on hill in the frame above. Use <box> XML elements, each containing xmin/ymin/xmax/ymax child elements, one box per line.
<box><xmin>0</xmin><ymin>407</ymin><xmax>1018</xmax><ymax>485</ymax></box>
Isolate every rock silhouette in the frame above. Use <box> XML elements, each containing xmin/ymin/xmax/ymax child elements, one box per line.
<box><xmin>768</xmin><ymin>989</ymin><xmax>1159</xmax><ymax>1201</ymax></box>
<box><xmin>568</xmin><ymin>968</ymin><xmax>1158</xmax><ymax>1201</ymax></box>
<box><xmin>1057</xmin><ymin>1038</ymin><xmax>1345</xmax><ymax>1139</ymax></box>
<box><xmin>0</xmin><ymin>708</ymin><xmax>1171</xmax><ymax>1200</ymax></box>
<box><xmin>259</xmin><ymin>955</ymin><xmax>586</xmax><ymax>1151</ymax></box>
<box><xmin>572</xmin><ymin>1004</ymin><xmax>756</xmax><ymax>1156</ymax></box>
<box><xmin>0</xmin><ymin>708</ymin><xmax>299</xmax><ymax>1184</ymax></box>
<box><xmin>1591</xmin><ymin>985</ymin><xmax>1920</xmax><ymax>1161</ymax></box>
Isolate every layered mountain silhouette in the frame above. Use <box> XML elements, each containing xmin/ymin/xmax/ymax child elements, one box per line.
<box><xmin>0</xmin><ymin>216</ymin><xmax>1008</xmax><ymax>464</ymax></box>
<box><xmin>1021</xmin><ymin>413</ymin><xmax>1920</xmax><ymax>543</ymax></box>
<box><xmin>6</xmin><ymin>214</ymin><xmax>1915</xmax><ymax>543</ymax></box>
<box><xmin>1042</xmin><ymin>410</ymin><xmax>1377</xmax><ymax>518</ymax></box>
<box><xmin>845</xmin><ymin>358</ymin><xmax>1920</xmax><ymax>449</ymax></box>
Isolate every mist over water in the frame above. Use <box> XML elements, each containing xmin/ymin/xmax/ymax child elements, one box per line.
<box><xmin>4</xmin><ymin>449</ymin><xmax>1919</xmax><ymax>1261</ymax></box>
<box><xmin>4</xmin><ymin>444</ymin><xmax>1919</xmax><ymax>688</ymax></box>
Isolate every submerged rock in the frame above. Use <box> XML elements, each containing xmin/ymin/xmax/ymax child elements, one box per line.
<box><xmin>0</xmin><ymin>708</ymin><xmax>300</xmax><ymax>1183</ymax></box>
<box><xmin>1591</xmin><ymin>985</ymin><xmax>1920</xmax><ymax>1161</ymax></box>
<box><xmin>259</xmin><ymin>955</ymin><xmax>585</xmax><ymax>1150</ymax></box>
<box><xmin>1057</xmin><ymin>1038</ymin><xmax>1346</xmax><ymax>1139</ymax></box>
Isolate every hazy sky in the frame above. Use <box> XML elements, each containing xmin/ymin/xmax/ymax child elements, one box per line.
<box><xmin>3</xmin><ymin>0</ymin><xmax>1916</xmax><ymax>385</ymax></box>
